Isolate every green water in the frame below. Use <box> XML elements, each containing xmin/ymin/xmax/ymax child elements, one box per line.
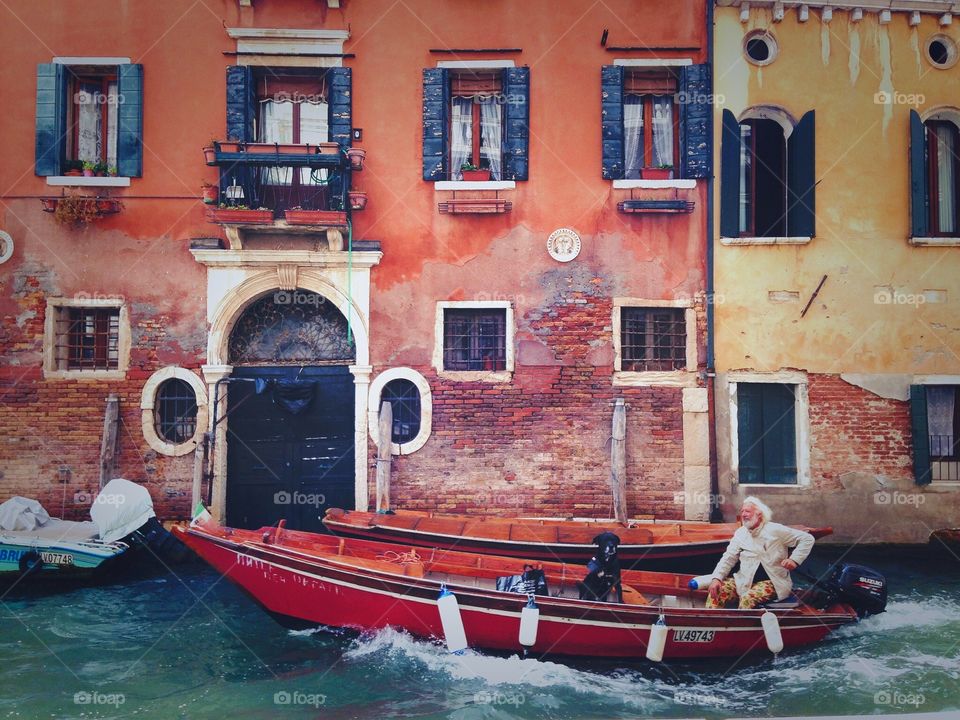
<box><xmin>0</xmin><ymin>546</ymin><xmax>957</xmax><ymax>719</ymax></box>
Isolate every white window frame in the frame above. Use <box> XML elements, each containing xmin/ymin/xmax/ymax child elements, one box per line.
<box><xmin>613</xmin><ymin>298</ymin><xmax>697</xmax><ymax>387</ymax></box>
<box><xmin>367</xmin><ymin>367</ymin><xmax>432</xmax><ymax>455</ymax></box>
<box><xmin>914</xmin><ymin>375</ymin><xmax>960</xmax><ymax>487</ymax></box>
<box><xmin>43</xmin><ymin>296</ymin><xmax>130</xmax><ymax>379</ymax></box>
<box><xmin>433</xmin><ymin>300</ymin><xmax>514</xmax><ymax>382</ymax></box>
<box><xmin>727</xmin><ymin>370</ymin><xmax>811</xmax><ymax>488</ymax></box>
<box><xmin>140</xmin><ymin>367</ymin><xmax>209</xmax><ymax>457</ymax></box>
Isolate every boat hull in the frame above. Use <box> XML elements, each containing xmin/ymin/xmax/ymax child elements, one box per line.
<box><xmin>175</xmin><ymin>524</ymin><xmax>856</xmax><ymax>661</ymax></box>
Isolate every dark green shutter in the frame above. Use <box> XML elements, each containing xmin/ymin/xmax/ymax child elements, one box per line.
<box><xmin>502</xmin><ymin>67</ymin><xmax>529</xmax><ymax>181</ymax></box>
<box><xmin>786</xmin><ymin>110</ymin><xmax>815</xmax><ymax>238</ymax></box>
<box><xmin>226</xmin><ymin>65</ymin><xmax>255</xmax><ymax>142</ymax></box>
<box><xmin>601</xmin><ymin>65</ymin><xmax>624</xmax><ymax>180</ymax></box>
<box><xmin>422</xmin><ymin>68</ymin><xmax>449</xmax><ymax>181</ymax></box>
<box><xmin>762</xmin><ymin>384</ymin><xmax>797</xmax><ymax>484</ymax></box>
<box><xmin>35</xmin><ymin>63</ymin><xmax>67</xmax><ymax>176</ymax></box>
<box><xmin>910</xmin><ymin>385</ymin><xmax>932</xmax><ymax>485</ymax></box>
<box><xmin>679</xmin><ymin>63</ymin><xmax>711</xmax><ymax>179</ymax></box>
<box><xmin>910</xmin><ymin>110</ymin><xmax>930</xmax><ymax>239</ymax></box>
<box><xmin>737</xmin><ymin>383</ymin><xmax>764</xmax><ymax>484</ymax></box>
<box><xmin>720</xmin><ymin>109</ymin><xmax>741</xmax><ymax>237</ymax></box>
<box><xmin>327</xmin><ymin>67</ymin><xmax>352</xmax><ymax>150</ymax></box>
<box><xmin>117</xmin><ymin>64</ymin><xmax>143</xmax><ymax>178</ymax></box>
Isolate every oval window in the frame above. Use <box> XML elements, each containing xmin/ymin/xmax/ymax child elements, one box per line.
<box><xmin>381</xmin><ymin>379</ymin><xmax>421</xmax><ymax>445</ymax></box>
<box><xmin>155</xmin><ymin>378</ymin><xmax>198</xmax><ymax>444</ymax></box>
<box><xmin>744</xmin><ymin>31</ymin><xmax>778</xmax><ymax>66</ymax></box>
<box><xmin>926</xmin><ymin>35</ymin><xmax>958</xmax><ymax>69</ymax></box>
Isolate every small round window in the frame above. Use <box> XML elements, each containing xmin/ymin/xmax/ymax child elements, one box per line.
<box><xmin>744</xmin><ymin>31</ymin><xmax>778</xmax><ymax>66</ymax></box>
<box><xmin>381</xmin><ymin>379</ymin><xmax>421</xmax><ymax>445</ymax></box>
<box><xmin>155</xmin><ymin>379</ymin><xmax>198</xmax><ymax>444</ymax></box>
<box><xmin>926</xmin><ymin>35</ymin><xmax>958</xmax><ymax>69</ymax></box>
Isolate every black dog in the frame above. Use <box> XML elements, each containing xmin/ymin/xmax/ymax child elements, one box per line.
<box><xmin>577</xmin><ymin>531</ymin><xmax>623</xmax><ymax>603</ymax></box>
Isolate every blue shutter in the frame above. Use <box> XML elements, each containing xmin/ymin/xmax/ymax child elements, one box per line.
<box><xmin>737</xmin><ymin>383</ymin><xmax>764</xmax><ymax>484</ymax></box>
<box><xmin>35</xmin><ymin>63</ymin><xmax>67</xmax><ymax>176</ymax></box>
<box><xmin>422</xmin><ymin>68</ymin><xmax>449</xmax><ymax>181</ymax></box>
<box><xmin>117</xmin><ymin>64</ymin><xmax>143</xmax><ymax>178</ymax></box>
<box><xmin>910</xmin><ymin>385</ymin><xmax>932</xmax><ymax>485</ymax></box>
<box><xmin>786</xmin><ymin>110</ymin><xmax>815</xmax><ymax>237</ymax></box>
<box><xmin>601</xmin><ymin>65</ymin><xmax>624</xmax><ymax>180</ymax></box>
<box><xmin>761</xmin><ymin>384</ymin><xmax>798</xmax><ymax>485</ymax></box>
<box><xmin>720</xmin><ymin>109</ymin><xmax>741</xmax><ymax>237</ymax></box>
<box><xmin>679</xmin><ymin>63</ymin><xmax>711</xmax><ymax>179</ymax></box>
<box><xmin>327</xmin><ymin>67</ymin><xmax>352</xmax><ymax>150</ymax></box>
<box><xmin>226</xmin><ymin>65</ymin><xmax>255</xmax><ymax>142</ymax></box>
<box><xmin>910</xmin><ymin>110</ymin><xmax>930</xmax><ymax>239</ymax></box>
<box><xmin>502</xmin><ymin>67</ymin><xmax>530</xmax><ymax>181</ymax></box>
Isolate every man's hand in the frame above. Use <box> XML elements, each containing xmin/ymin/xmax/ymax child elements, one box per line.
<box><xmin>708</xmin><ymin>578</ymin><xmax>722</xmax><ymax>600</ymax></box>
<box><xmin>781</xmin><ymin>558</ymin><xmax>798</xmax><ymax>570</ymax></box>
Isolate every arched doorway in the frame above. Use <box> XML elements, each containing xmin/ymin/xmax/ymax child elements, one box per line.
<box><xmin>225</xmin><ymin>289</ymin><xmax>356</xmax><ymax>532</ymax></box>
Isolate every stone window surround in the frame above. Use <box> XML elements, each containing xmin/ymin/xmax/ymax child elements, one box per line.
<box><xmin>140</xmin><ymin>367</ymin><xmax>210</xmax><ymax>457</ymax></box>
<box><xmin>367</xmin><ymin>367</ymin><xmax>433</xmax><ymax>455</ymax></box>
<box><xmin>726</xmin><ymin>369</ymin><xmax>812</xmax><ymax>488</ymax></box>
<box><xmin>42</xmin><ymin>296</ymin><xmax>130</xmax><ymax>380</ymax></box>
<box><xmin>612</xmin><ymin>298</ymin><xmax>698</xmax><ymax>387</ymax></box>
<box><xmin>433</xmin><ymin>300</ymin><xmax>515</xmax><ymax>382</ymax></box>
<box><xmin>911</xmin><ymin>106</ymin><xmax>960</xmax><ymax>247</ymax></box>
<box><xmin>913</xmin><ymin>374</ymin><xmax>960</xmax><ymax>488</ymax></box>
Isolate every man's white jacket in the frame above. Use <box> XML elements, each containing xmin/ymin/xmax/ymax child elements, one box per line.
<box><xmin>710</xmin><ymin>521</ymin><xmax>815</xmax><ymax>600</ymax></box>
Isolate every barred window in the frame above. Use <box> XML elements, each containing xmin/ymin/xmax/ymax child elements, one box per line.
<box><xmin>56</xmin><ymin>307</ymin><xmax>120</xmax><ymax>370</ymax></box>
<box><xmin>620</xmin><ymin>307</ymin><xmax>686</xmax><ymax>372</ymax></box>
<box><xmin>381</xmin><ymin>379</ymin><xmax>421</xmax><ymax>445</ymax></box>
<box><xmin>443</xmin><ymin>309</ymin><xmax>507</xmax><ymax>371</ymax></box>
<box><xmin>155</xmin><ymin>379</ymin><xmax>198</xmax><ymax>444</ymax></box>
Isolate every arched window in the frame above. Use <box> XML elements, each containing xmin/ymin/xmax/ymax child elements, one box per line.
<box><xmin>368</xmin><ymin>368</ymin><xmax>432</xmax><ymax>455</ymax></box>
<box><xmin>912</xmin><ymin>109</ymin><xmax>960</xmax><ymax>239</ymax></box>
<box><xmin>155</xmin><ymin>378</ymin><xmax>198</xmax><ymax>443</ymax></box>
<box><xmin>381</xmin><ymin>379</ymin><xmax>421</xmax><ymax>444</ymax></box>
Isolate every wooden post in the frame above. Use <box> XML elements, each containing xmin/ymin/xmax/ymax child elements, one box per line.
<box><xmin>192</xmin><ymin>432</ymin><xmax>210</xmax><ymax>511</ymax></box>
<box><xmin>375</xmin><ymin>401</ymin><xmax>393</xmax><ymax>513</ymax></box>
<box><xmin>98</xmin><ymin>394</ymin><xmax>120</xmax><ymax>489</ymax></box>
<box><xmin>610</xmin><ymin>398</ymin><xmax>628</xmax><ymax>525</ymax></box>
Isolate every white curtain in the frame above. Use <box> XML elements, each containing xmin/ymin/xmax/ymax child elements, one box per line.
<box><xmin>450</xmin><ymin>97</ymin><xmax>473</xmax><ymax>179</ymax></box>
<box><xmin>479</xmin><ymin>97</ymin><xmax>502</xmax><ymax>180</ymax></box>
<box><xmin>298</xmin><ymin>101</ymin><xmax>329</xmax><ymax>183</ymax></box>
<box><xmin>624</xmin><ymin>95</ymin><xmax>644</xmax><ymax>179</ymax></box>
<box><xmin>739</xmin><ymin>124</ymin><xmax>753</xmax><ymax>234</ymax></box>
<box><xmin>76</xmin><ymin>84</ymin><xmax>101</xmax><ymax>163</ymax></box>
<box><xmin>260</xmin><ymin>100</ymin><xmax>294</xmax><ymax>184</ymax></box>
<box><xmin>936</xmin><ymin>124</ymin><xmax>956</xmax><ymax>234</ymax></box>
<box><xmin>106</xmin><ymin>82</ymin><xmax>118</xmax><ymax>169</ymax></box>
<box><xmin>928</xmin><ymin>386</ymin><xmax>956</xmax><ymax>456</ymax></box>
<box><xmin>651</xmin><ymin>96</ymin><xmax>674</xmax><ymax>168</ymax></box>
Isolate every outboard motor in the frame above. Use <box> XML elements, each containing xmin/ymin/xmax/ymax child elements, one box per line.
<box><xmin>805</xmin><ymin>562</ymin><xmax>887</xmax><ymax>618</ymax></box>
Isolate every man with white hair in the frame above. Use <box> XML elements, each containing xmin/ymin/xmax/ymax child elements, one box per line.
<box><xmin>706</xmin><ymin>496</ymin><xmax>815</xmax><ymax>610</ymax></box>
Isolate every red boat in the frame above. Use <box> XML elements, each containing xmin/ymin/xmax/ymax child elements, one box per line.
<box><xmin>322</xmin><ymin>508</ymin><xmax>834</xmax><ymax>566</ymax></box>
<box><xmin>174</xmin><ymin>518</ymin><xmax>884</xmax><ymax>661</ymax></box>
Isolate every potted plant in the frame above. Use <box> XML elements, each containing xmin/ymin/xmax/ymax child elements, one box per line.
<box><xmin>206</xmin><ymin>204</ymin><xmax>275</xmax><ymax>224</ymax></box>
<box><xmin>460</xmin><ymin>159</ymin><xmax>491</xmax><ymax>182</ymax></box>
<box><xmin>63</xmin><ymin>160</ymin><xmax>84</xmax><ymax>177</ymax></box>
<box><xmin>641</xmin><ymin>163</ymin><xmax>674</xmax><ymax>180</ymax></box>
<box><xmin>201</xmin><ymin>181</ymin><xmax>219</xmax><ymax>205</ymax></box>
<box><xmin>348</xmin><ymin>189</ymin><xmax>368</xmax><ymax>211</ymax></box>
<box><xmin>346</xmin><ymin>147</ymin><xmax>366</xmax><ymax>171</ymax></box>
<box><xmin>203</xmin><ymin>142</ymin><xmax>217</xmax><ymax>165</ymax></box>
<box><xmin>45</xmin><ymin>193</ymin><xmax>120</xmax><ymax>226</ymax></box>
<box><xmin>284</xmin><ymin>206</ymin><xmax>348</xmax><ymax>226</ymax></box>
<box><xmin>82</xmin><ymin>161</ymin><xmax>96</xmax><ymax>177</ymax></box>
<box><xmin>93</xmin><ymin>161</ymin><xmax>109</xmax><ymax>177</ymax></box>
<box><xmin>107</xmin><ymin>165</ymin><xmax>118</xmax><ymax>177</ymax></box>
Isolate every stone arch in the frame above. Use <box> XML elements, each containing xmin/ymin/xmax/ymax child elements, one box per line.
<box><xmin>738</xmin><ymin>105</ymin><xmax>797</xmax><ymax>139</ymax></box>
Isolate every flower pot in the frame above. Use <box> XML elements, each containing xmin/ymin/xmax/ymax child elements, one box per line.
<box><xmin>83</xmin><ymin>169</ymin><xmax>95</xmax><ymax>177</ymax></box>
<box><xmin>640</xmin><ymin>167</ymin><xmax>674</xmax><ymax>180</ymax></box>
<box><xmin>64</xmin><ymin>170</ymin><xmax>83</xmax><ymax>177</ymax></box>
<box><xmin>97</xmin><ymin>199</ymin><xmax>121</xmax><ymax>214</ymax></box>
<box><xmin>203</xmin><ymin>146</ymin><xmax>217</xmax><ymax>165</ymax></box>
<box><xmin>217</xmin><ymin>142</ymin><xmax>241</xmax><ymax>154</ymax></box>
<box><xmin>346</xmin><ymin>148</ymin><xmax>366</xmax><ymax>171</ymax></box>
<box><xmin>206</xmin><ymin>208</ymin><xmax>275</xmax><ymax>225</ymax></box>
<box><xmin>348</xmin><ymin>191</ymin><xmax>368</xmax><ymax>211</ymax></box>
<box><xmin>317</xmin><ymin>142</ymin><xmax>343</xmax><ymax>156</ymax></box>
<box><xmin>461</xmin><ymin>169</ymin><xmax>491</xmax><ymax>181</ymax></box>
<box><xmin>244</xmin><ymin>143</ymin><xmax>315</xmax><ymax>155</ymax></box>
<box><xmin>284</xmin><ymin>209</ymin><xmax>348</xmax><ymax>226</ymax></box>
<box><xmin>201</xmin><ymin>186</ymin><xmax>219</xmax><ymax>204</ymax></box>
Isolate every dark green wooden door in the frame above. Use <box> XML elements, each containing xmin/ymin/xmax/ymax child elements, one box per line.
<box><xmin>737</xmin><ymin>382</ymin><xmax>797</xmax><ymax>485</ymax></box>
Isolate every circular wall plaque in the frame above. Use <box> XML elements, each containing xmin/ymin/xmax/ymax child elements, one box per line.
<box><xmin>0</xmin><ymin>231</ymin><xmax>13</xmax><ymax>265</ymax></box>
<box><xmin>547</xmin><ymin>228</ymin><xmax>581</xmax><ymax>263</ymax></box>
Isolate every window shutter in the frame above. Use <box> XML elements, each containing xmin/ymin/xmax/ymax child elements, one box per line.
<box><xmin>601</xmin><ymin>65</ymin><xmax>624</xmax><ymax>180</ymax></box>
<box><xmin>117</xmin><ymin>64</ymin><xmax>143</xmax><ymax>178</ymax></box>
<box><xmin>761</xmin><ymin>384</ymin><xmax>798</xmax><ymax>484</ymax></box>
<box><xmin>909</xmin><ymin>110</ymin><xmax>930</xmax><ymax>239</ymax></box>
<box><xmin>720</xmin><ymin>109</ymin><xmax>741</xmax><ymax>237</ymax></box>
<box><xmin>35</xmin><ymin>63</ymin><xmax>66</xmax><ymax>176</ymax></box>
<box><xmin>502</xmin><ymin>67</ymin><xmax>530</xmax><ymax>181</ymax></box>
<box><xmin>736</xmin><ymin>383</ymin><xmax>764</xmax><ymax>484</ymax></box>
<box><xmin>327</xmin><ymin>67</ymin><xmax>352</xmax><ymax>150</ymax></box>
<box><xmin>226</xmin><ymin>65</ymin><xmax>255</xmax><ymax>142</ymax></box>
<box><xmin>679</xmin><ymin>63</ymin><xmax>711</xmax><ymax>179</ymax></box>
<box><xmin>422</xmin><ymin>68</ymin><xmax>449</xmax><ymax>181</ymax></box>
<box><xmin>910</xmin><ymin>384</ymin><xmax>933</xmax><ymax>485</ymax></box>
<box><xmin>786</xmin><ymin>110</ymin><xmax>816</xmax><ymax>238</ymax></box>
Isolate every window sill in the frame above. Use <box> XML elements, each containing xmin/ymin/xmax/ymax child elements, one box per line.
<box><xmin>437</xmin><ymin>370</ymin><xmax>513</xmax><ymax>383</ymax></box>
<box><xmin>613</xmin><ymin>370</ymin><xmax>696</xmax><ymax>388</ymax></box>
<box><xmin>46</xmin><ymin>176</ymin><xmax>131</xmax><ymax>188</ymax></box>
<box><xmin>435</xmin><ymin>181</ymin><xmax>516</xmax><ymax>191</ymax></box>
<box><xmin>720</xmin><ymin>236</ymin><xmax>812</xmax><ymax>246</ymax></box>
<box><xmin>613</xmin><ymin>179</ymin><xmax>696</xmax><ymax>190</ymax></box>
<box><xmin>909</xmin><ymin>237</ymin><xmax>960</xmax><ymax>247</ymax></box>
<box><xmin>43</xmin><ymin>369</ymin><xmax>126</xmax><ymax>380</ymax></box>
<box><xmin>735</xmin><ymin>482</ymin><xmax>807</xmax><ymax>489</ymax></box>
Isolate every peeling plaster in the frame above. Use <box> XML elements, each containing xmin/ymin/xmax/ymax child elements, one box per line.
<box><xmin>848</xmin><ymin>26</ymin><xmax>861</xmax><ymax>85</ymax></box>
<box><xmin>910</xmin><ymin>28</ymin><xmax>922</xmax><ymax>75</ymax></box>
<box><xmin>878</xmin><ymin>27</ymin><xmax>894</xmax><ymax>134</ymax></box>
<box><xmin>840</xmin><ymin>373</ymin><xmax>911</xmax><ymax>400</ymax></box>
<box><xmin>821</xmin><ymin>21</ymin><xmax>831</xmax><ymax>66</ymax></box>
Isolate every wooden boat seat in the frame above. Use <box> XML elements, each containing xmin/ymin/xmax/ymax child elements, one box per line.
<box><xmin>620</xmin><ymin>584</ymin><xmax>649</xmax><ymax>605</ymax></box>
<box><xmin>509</xmin><ymin>524</ymin><xmax>559</xmax><ymax>543</ymax></box>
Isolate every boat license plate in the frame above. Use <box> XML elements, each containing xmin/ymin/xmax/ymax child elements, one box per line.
<box><xmin>40</xmin><ymin>552</ymin><xmax>73</xmax><ymax>566</ymax></box>
<box><xmin>672</xmin><ymin>629</ymin><xmax>715</xmax><ymax>643</ymax></box>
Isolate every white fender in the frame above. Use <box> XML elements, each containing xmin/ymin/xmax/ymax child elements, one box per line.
<box><xmin>645</xmin><ymin>615</ymin><xmax>669</xmax><ymax>662</ymax></box>
<box><xmin>519</xmin><ymin>596</ymin><xmax>539</xmax><ymax>647</ymax></box>
<box><xmin>437</xmin><ymin>586</ymin><xmax>468</xmax><ymax>653</ymax></box>
<box><xmin>761</xmin><ymin>610</ymin><xmax>784</xmax><ymax>654</ymax></box>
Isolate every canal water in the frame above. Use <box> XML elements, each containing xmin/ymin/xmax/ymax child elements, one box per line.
<box><xmin>1</xmin><ymin>545</ymin><xmax>957</xmax><ymax>719</ymax></box>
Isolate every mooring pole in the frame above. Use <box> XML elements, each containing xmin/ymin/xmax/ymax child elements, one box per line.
<box><xmin>376</xmin><ymin>401</ymin><xmax>393</xmax><ymax>513</ymax></box>
<box><xmin>611</xmin><ymin>398</ymin><xmax>628</xmax><ymax>525</ymax></box>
